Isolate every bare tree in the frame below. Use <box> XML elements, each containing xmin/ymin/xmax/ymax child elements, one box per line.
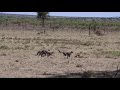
<box><xmin>88</xmin><ymin>19</ymin><xmax>97</xmax><ymax>36</ymax></box>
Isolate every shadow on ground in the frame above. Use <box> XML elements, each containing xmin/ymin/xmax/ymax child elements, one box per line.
<box><xmin>44</xmin><ymin>70</ymin><xmax>120</xmax><ymax>78</ymax></box>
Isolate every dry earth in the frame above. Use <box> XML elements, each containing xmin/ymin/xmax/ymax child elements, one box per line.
<box><xmin>0</xmin><ymin>29</ymin><xmax>120</xmax><ymax>78</ymax></box>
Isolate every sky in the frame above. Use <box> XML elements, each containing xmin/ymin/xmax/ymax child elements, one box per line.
<box><xmin>2</xmin><ymin>12</ymin><xmax>120</xmax><ymax>17</ymax></box>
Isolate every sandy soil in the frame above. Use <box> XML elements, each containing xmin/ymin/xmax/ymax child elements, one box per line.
<box><xmin>0</xmin><ymin>29</ymin><xmax>120</xmax><ymax>78</ymax></box>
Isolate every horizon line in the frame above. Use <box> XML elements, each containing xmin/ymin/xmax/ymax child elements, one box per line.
<box><xmin>1</xmin><ymin>12</ymin><xmax>120</xmax><ymax>18</ymax></box>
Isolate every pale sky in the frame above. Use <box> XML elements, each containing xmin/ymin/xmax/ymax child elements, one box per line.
<box><xmin>2</xmin><ymin>12</ymin><xmax>120</xmax><ymax>17</ymax></box>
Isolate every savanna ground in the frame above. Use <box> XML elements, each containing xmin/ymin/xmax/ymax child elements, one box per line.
<box><xmin>0</xmin><ymin>29</ymin><xmax>120</xmax><ymax>78</ymax></box>
<box><xmin>0</xmin><ymin>15</ymin><xmax>120</xmax><ymax>78</ymax></box>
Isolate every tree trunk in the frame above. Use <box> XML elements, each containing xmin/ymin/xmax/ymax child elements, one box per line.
<box><xmin>93</xmin><ymin>24</ymin><xmax>96</xmax><ymax>33</ymax></box>
<box><xmin>89</xmin><ymin>24</ymin><xmax>91</xmax><ymax>36</ymax></box>
<box><xmin>42</xmin><ymin>18</ymin><xmax>45</xmax><ymax>33</ymax></box>
<box><xmin>43</xmin><ymin>28</ymin><xmax>45</xmax><ymax>33</ymax></box>
<box><xmin>42</xmin><ymin>18</ymin><xmax>45</xmax><ymax>27</ymax></box>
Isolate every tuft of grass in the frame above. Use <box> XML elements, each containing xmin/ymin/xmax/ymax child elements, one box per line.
<box><xmin>94</xmin><ymin>30</ymin><xmax>104</xmax><ymax>36</ymax></box>
<box><xmin>24</xmin><ymin>45</ymin><xmax>30</xmax><ymax>48</ymax></box>
<box><xmin>0</xmin><ymin>53</ymin><xmax>7</xmax><ymax>56</ymax></box>
<box><xmin>103</xmin><ymin>51</ymin><xmax>120</xmax><ymax>58</ymax></box>
<box><xmin>82</xmin><ymin>71</ymin><xmax>93</xmax><ymax>78</ymax></box>
<box><xmin>22</xmin><ymin>39</ymin><xmax>31</xmax><ymax>44</ymax></box>
<box><xmin>81</xmin><ymin>41</ymin><xmax>94</xmax><ymax>46</ymax></box>
<box><xmin>14</xmin><ymin>46</ymin><xmax>30</xmax><ymax>50</ymax></box>
<box><xmin>24</xmin><ymin>45</ymin><xmax>30</xmax><ymax>50</ymax></box>
<box><xmin>14</xmin><ymin>46</ymin><xmax>24</xmax><ymax>50</ymax></box>
<box><xmin>0</xmin><ymin>45</ymin><xmax>9</xmax><ymax>50</ymax></box>
<box><xmin>111</xmin><ymin>51</ymin><xmax>120</xmax><ymax>57</ymax></box>
<box><xmin>76</xmin><ymin>64</ymin><xmax>82</xmax><ymax>68</ymax></box>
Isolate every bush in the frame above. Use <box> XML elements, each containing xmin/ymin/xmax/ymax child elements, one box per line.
<box><xmin>94</xmin><ymin>30</ymin><xmax>104</xmax><ymax>36</ymax></box>
<box><xmin>82</xmin><ymin>71</ymin><xmax>93</xmax><ymax>78</ymax></box>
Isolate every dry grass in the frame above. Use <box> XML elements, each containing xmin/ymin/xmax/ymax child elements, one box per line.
<box><xmin>0</xmin><ymin>29</ymin><xmax>120</xmax><ymax>78</ymax></box>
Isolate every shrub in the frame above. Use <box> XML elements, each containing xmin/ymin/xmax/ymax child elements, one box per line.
<box><xmin>82</xmin><ymin>71</ymin><xmax>93</xmax><ymax>78</ymax></box>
